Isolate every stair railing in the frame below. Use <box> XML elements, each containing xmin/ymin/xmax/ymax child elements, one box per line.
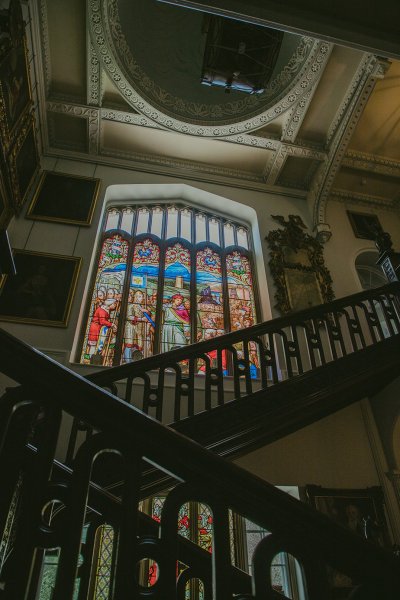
<box><xmin>61</xmin><ymin>282</ymin><xmax>400</xmax><ymax>462</ymax></box>
<box><xmin>0</xmin><ymin>327</ymin><xmax>399</xmax><ymax>600</ymax></box>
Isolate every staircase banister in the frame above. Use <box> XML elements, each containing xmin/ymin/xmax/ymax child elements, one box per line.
<box><xmin>85</xmin><ymin>281</ymin><xmax>400</xmax><ymax>386</ymax></box>
<box><xmin>0</xmin><ymin>327</ymin><xmax>399</xmax><ymax>587</ymax></box>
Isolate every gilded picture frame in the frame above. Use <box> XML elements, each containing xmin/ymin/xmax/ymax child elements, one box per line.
<box><xmin>0</xmin><ymin>249</ymin><xmax>81</xmax><ymax>327</ymax></box>
<box><xmin>8</xmin><ymin>115</ymin><xmax>40</xmax><ymax>212</ymax></box>
<box><xmin>265</xmin><ymin>215</ymin><xmax>334</xmax><ymax>315</ymax></box>
<box><xmin>26</xmin><ymin>171</ymin><xmax>101</xmax><ymax>226</ymax></box>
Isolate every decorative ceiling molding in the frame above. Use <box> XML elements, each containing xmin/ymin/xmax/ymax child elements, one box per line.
<box><xmin>43</xmin><ymin>143</ymin><xmax>306</xmax><ymax>197</ymax></box>
<box><xmin>343</xmin><ymin>151</ymin><xmax>400</xmax><ymax>178</ymax></box>
<box><xmin>36</xmin><ymin>0</ymin><xmax>51</xmax><ymax>97</ymax></box>
<box><xmin>281</xmin><ymin>43</ymin><xmax>333</xmax><ymax>143</ymax></box>
<box><xmin>308</xmin><ymin>54</ymin><xmax>390</xmax><ymax>231</ymax></box>
<box><xmin>101</xmin><ymin>108</ymin><xmax>169</xmax><ymax>130</ymax></box>
<box><xmin>46</xmin><ymin>101</ymin><xmax>101</xmax><ymax>155</ymax></box>
<box><xmin>264</xmin><ymin>143</ymin><xmax>326</xmax><ymax>183</ymax></box>
<box><xmin>87</xmin><ymin>38</ymin><xmax>102</xmax><ymax>106</ymax></box>
<box><xmin>88</xmin><ymin>0</ymin><xmax>331</xmax><ymax>137</ymax></box>
<box><xmin>330</xmin><ymin>189</ymin><xmax>399</xmax><ymax>212</ymax></box>
<box><xmin>326</xmin><ymin>56</ymin><xmax>390</xmax><ymax>148</ymax></box>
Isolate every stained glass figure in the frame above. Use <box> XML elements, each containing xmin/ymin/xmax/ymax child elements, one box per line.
<box><xmin>161</xmin><ymin>244</ymin><xmax>191</xmax><ymax>352</ymax></box>
<box><xmin>226</xmin><ymin>252</ymin><xmax>259</xmax><ymax>378</ymax></box>
<box><xmin>81</xmin><ymin>234</ymin><xmax>128</xmax><ymax>366</ymax></box>
<box><xmin>122</xmin><ymin>239</ymin><xmax>159</xmax><ymax>362</ymax></box>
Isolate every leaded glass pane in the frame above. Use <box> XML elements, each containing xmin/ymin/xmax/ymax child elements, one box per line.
<box><xmin>237</xmin><ymin>227</ymin><xmax>249</xmax><ymax>249</ymax></box>
<box><xmin>161</xmin><ymin>243</ymin><xmax>191</xmax><ymax>352</ymax></box>
<box><xmin>180</xmin><ymin>208</ymin><xmax>192</xmax><ymax>242</ymax></box>
<box><xmin>151</xmin><ymin>206</ymin><xmax>164</xmax><ymax>237</ymax></box>
<box><xmin>223</xmin><ymin>222</ymin><xmax>235</xmax><ymax>247</ymax></box>
<box><xmin>166</xmin><ymin>206</ymin><xmax>178</xmax><ymax>239</ymax></box>
<box><xmin>196</xmin><ymin>213</ymin><xmax>206</xmax><ymax>243</ymax></box>
<box><xmin>81</xmin><ymin>235</ymin><xmax>128</xmax><ymax>366</ymax></box>
<box><xmin>197</xmin><ymin>504</ymin><xmax>213</xmax><ymax>553</ymax></box>
<box><xmin>136</xmin><ymin>208</ymin><xmax>150</xmax><ymax>235</ymax></box>
<box><xmin>120</xmin><ymin>207</ymin><xmax>134</xmax><ymax>234</ymax></box>
<box><xmin>208</xmin><ymin>218</ymin><xmax>220</xmax><ymax>246</ymax></box>
<box><xmin>93</xmin><ymin>525</ymin><xmax>114</xmax><ymax>599</ymax></box>
<box><xmin>122</xmin><ymin>239</ymin><xmax>159</xmax><ymax>363</ymax></box>
<box><xmin>104</xmin><ymin>208</ymin><xmax>120</xmax><ymax>232</ymax></box>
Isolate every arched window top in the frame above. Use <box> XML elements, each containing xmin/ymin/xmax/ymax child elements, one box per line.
<box><xmin>102</xmin><ymin>203</ymin><xmax>250</xmax><ymax>249</ymax></box>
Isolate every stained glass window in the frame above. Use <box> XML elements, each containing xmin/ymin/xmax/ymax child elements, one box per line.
<box><xmin>80</xmin><ymin>204</ymin><xmax>258</xmax><ymax>370</ymax></box>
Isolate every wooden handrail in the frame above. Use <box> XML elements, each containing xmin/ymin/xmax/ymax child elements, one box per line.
<box><xmin>87</xmin><ymin>281</ymin><xmax>400</xmax><ymax>385</ymax></box>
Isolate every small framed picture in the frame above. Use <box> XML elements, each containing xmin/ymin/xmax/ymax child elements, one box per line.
<box><xmin>347</xmin><ymin>211</ymin><xmax>382</xmax><ymax>240</ymax></box>
<box><xmin>27</xmin><ymin>171</ymin><xmax>101</xmax><ymax>226</ymax></box>
<box><xmin>0</xmin><ymin>249</ymin><xmax>81</xmax><ymax>327</ymax></box>
<box><xmin>0</xmin><ymin>39</ymin><xmax>32</xmax><ymax>143</ymax></box>
<box><xmin>8</xmin><ymin>116</ymin><xmax>40</xmax><ymax>212</ymax></box>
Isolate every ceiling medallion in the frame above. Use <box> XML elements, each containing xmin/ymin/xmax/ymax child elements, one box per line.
<box><xmin>89</xmin><ymin>0</ymin><xmax>329</xmax><ymax>136</ymax></box>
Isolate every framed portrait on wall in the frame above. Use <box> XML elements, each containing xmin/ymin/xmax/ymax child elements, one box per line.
<box><xmin>26</xmin><ymin>171</ymin><xmax>101</xmax><ymax>226</ymax></box>
<box><xmin>347</xmin><ymin>211</ymin><xmax>382</xmax><ymax>240</ymax></box>
<box><xmin>0</xmin><ymin>249</ymin><xmax>81</xmax><ymax>327</ymax></box>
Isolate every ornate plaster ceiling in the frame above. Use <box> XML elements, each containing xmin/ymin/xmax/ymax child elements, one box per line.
<box><xmin>26</xmin><ymin>0</ymin><xmax>400</xmax><ymax>233</ymax></box>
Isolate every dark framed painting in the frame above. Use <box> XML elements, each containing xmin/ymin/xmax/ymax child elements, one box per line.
<box><xmin>27</xmin><ymin>171</ymin><xmax>101</xmax><ymax>226</ymax></box>
<box><xmin>8</xmin><ymin>116</ymin><xmax>40</xmax><ymax>212</ymax></box>
<box><xmin>0</xmin><ymin>249</ymin><xmax>81</xmax><ymax>327</ymax></box>
<box><xmin>0</xmin><ymin>38</ymin><xmax>32</xmax><ymax>144</ymax></box>
<box><xmin>347</xmin><ymin>211</ymin><xmax>382</xmax><ymax>240</ymax></box>
<box><xmin>306</xmin><ymin>485</ymin><xmax>391</xmax><ymax>596</ymax></box>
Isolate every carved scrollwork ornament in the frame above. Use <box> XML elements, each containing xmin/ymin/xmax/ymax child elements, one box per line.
<box><xmin>265</xmin><ymin>215</ymin><xmax>334</xmax><ymax>315</ymax></box>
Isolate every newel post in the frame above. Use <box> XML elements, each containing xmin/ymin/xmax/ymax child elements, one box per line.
<box><xmin>375</xmin><ymin>231</ymin><xmax>400</xmax><ymax>283</ymax></box>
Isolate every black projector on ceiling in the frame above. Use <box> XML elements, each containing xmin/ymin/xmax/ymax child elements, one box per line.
<box><xmin>201</xmin><ymin>15</ymin><xmax>284</xmax><ymax>95</ymax></box>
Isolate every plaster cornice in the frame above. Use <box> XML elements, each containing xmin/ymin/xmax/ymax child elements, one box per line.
<box><xmin>281</xmin><ymin>42</ymin><xmax>333</xmax><ymax>143</ymax></box>
<box><xmin>343</xmin><ymin>151</ymin><xmax>400</xmax><ymax>178</ymax></box>
<box><xmin>330</xmin><ymin>188</ymin><xmax>399</xmax><ymax>212</ymax></box>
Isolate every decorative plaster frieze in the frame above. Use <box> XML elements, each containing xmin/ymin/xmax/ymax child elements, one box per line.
<box><xmin>37</xmin><ymin>0</ymin><xmax>51</xmax><ymax>97</ymax></box>
<box><xmin>46</xmin><ymin>101</ymin><xmax>101</xmax><ymax>155</ymax></box>
<box><xmin>343</xmin><ymin>151</ymin><xmax>400</xmax><ymax>178</ymax></box>
<box><xmin>87</xmin><ymin>0</ymin><xmax>331</xmax><ymax>137</ymax></box>
<box><xmin>88</xmin><ymin>110</ymin><xmax>100</xmax><ymax>154</ymax></box>
<box><xmin>264</xmin><ymin>143</ymin><xmax>326</xmax><ymax>183</ymax></box>
<box><xmin>101</xmin><ymin>108</ymin><xmax>167</xmax><ymax>130</ymax></box>
<box><xmin>330</xmin><ymin>188</ymin><xmax>399</xmax><ymax>212</ymax></box>
<box><xmin>309</xmin><ymin>55</ymin><xmax>389</xmax><ymax>231</ymax></box>
<box><xmin>282</xmin><ymin>43</ymin><xmax>333</xmax><ymax>143</ymax></box>
<box><xmin>265</xmin><ymin>144</ymin><xmax>286</xmax><ymax>184</ymax></box>
<box><xmin>87</xmin><ymin>39</ymin><xmax>102</xmax><ymax>106</ymax></box>
<box><xmin>326</xmin><ymin>55</ymin><xmax>390</xmax><ymax>147</ymax></box>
